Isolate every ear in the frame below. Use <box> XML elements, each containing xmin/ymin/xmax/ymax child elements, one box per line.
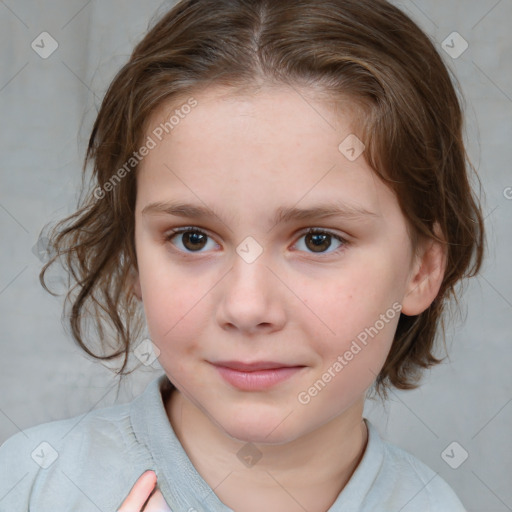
<box><xmin>130</xmin><ymin>267</ymin><xmax>143</xmax><ymax>302</ymax></box>
<box><xmin>401</xmin><ymin>223</ymin><xmax>447</xmax><ymax>316</ymax></box>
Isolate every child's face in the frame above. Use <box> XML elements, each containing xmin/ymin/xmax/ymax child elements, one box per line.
<box><xmin>134</xmin><ymin>85</ymin><xmax>421</xmax><ymax>443</ymax></box>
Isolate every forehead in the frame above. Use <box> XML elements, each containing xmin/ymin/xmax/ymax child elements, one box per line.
<box><xmin>135</xmin><ymin>85</ymin><xmax>398</xmax><ymax>224</ymax></box>
<box><xmin>143</xmin><ymin>83</ymin><xmax>362</xmax><ymax>141</ymax></box>
<box><xmin>139</xmin><ymin>84</ymin><xmax>360</xmax><ymax>178</ymax></box>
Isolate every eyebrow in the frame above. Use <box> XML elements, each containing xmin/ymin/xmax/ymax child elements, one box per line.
<box><xmin>141</xmin><ymin>200</ymin><xmax>378</xmax><ymax>227</ymax></box>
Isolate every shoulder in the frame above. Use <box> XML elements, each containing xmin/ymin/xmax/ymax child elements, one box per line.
<box><xmin>0</xmin><ymin>400</ymin><xmax>133</xmax><ymax>464</ymax></box>
<box><xmin>371</xmin><ymin>423</ymin><xmax>467</xmax><ymax>511</ymax></box>
<box><xmin>0</xmin><ymin>401</ymin><xmax>145</xmax><ymax>511</ymax></box>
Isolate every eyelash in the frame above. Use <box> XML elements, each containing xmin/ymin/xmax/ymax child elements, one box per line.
<box><xmin>164</xmin><ymin>227</ymin><xmax>349</xmax><ymax>256</ymax></box>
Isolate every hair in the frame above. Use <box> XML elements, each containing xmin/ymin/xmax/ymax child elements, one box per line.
<box><xmin>39</xmin><ymin>0</ymin><xmax>485</xmax><ymax>402</ymax></box>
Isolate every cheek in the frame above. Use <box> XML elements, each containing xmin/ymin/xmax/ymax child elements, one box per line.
<box><xmin>143</xmin><ymin>283</ymin><xmax>204</xmax><ymax>355</ymax></box>
<box><xmin>135</xmin><ymin>247</ymin><xmax>208</xmax><ymax>358</ymax></box>
<box><xmin>301</xmin><ymin>257</ymin><xmax>402</xmax><ymax>362</ymax></box>
<box><xmin>300</xmin><ymin>287</ymin><xmax>400</xmax><ymax>407</ymax></box>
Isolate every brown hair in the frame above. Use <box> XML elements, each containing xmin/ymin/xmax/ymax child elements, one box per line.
<box><xmin>39</xmin><ymin>0</ymin><xmax>485</xmax><ymax>402</ymax></box>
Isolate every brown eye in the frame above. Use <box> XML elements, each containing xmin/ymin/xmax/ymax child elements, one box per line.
<box><xmin>305</xmin><ymin>232</ymin><xmax>331</xmax><ymax>252</ymax></box>
<box><xmin>295</xmin><ymin>228</ymin><xmax>346</xmax><ymax>255</ymax></box>
<box><xmin>182</xmin><ymin>231</ymin><xmax>207</xmax><ymax>251</ymax></box>
<box><xmin>164</xmin><ymin>227</ymin><xmax>347</xmax><ymax>256</ymax></box>
<box><xmin>165</xmin><ymin>228</ymin><xmax>215</xmax><ymax>252</ymax></box>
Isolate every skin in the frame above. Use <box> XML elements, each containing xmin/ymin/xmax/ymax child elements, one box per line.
<box><xmin>127</xmin><ymin>84</ymin><xmax>446</xmax><ymax>511</ymax></box>
<box><xmin>117</xmin><ymin>471</ymin><xmax>170</xmax><ymax>511</ymax></box>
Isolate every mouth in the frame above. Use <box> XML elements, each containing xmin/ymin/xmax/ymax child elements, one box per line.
<box><xmin>213</xmin><ymin>360</ymin><xmax>302</xmax><ymax>371</ymax></box>
<box><xmin>210</xmin><ymin>360</ymin><xmax>306</xmax><ymax>391</ymax></box>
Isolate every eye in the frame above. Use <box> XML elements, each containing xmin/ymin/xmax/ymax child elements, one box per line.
<box><xmin>165</xmin><ymin>227</ymin><xmax>218</xmax><ymax>253</ymax></box>
<box><xmin>165</xmin><ymin>227</ymin><xmax>347</xmax><ymax>255</ymax></box>
<box><xmin>293</xmin><ymin>228</ymin><xmax>347</xmax><ymax>255</ymax></box>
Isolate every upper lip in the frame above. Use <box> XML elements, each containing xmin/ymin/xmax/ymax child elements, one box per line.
<box><xmin>212</xmin><ymin>360</ymin><xmax>303</xmax><ymax>372</ymax></box>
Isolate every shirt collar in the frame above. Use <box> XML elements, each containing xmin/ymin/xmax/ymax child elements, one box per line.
<box><xmin>130</xmin><ymin>373</ymin><xmax>384</xmax><ymax>511</ymax></box>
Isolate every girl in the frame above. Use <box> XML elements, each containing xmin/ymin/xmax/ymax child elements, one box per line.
<box><xmin>0</xmin><ymin>0</ymin><xmax>484</xmax><ymax>510</ymax></box>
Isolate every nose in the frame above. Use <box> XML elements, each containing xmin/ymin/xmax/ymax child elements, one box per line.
<box><xmin>216</xmin><ymin>252</ymin><xmax>287</xmax><ymax>335</ymax></box>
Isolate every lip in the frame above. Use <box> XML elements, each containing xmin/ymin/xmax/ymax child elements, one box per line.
<box><xmin>213</xmin><ymin>360</ymin><xmax>299</xmax><ymax>371</ymax></box>
<box><xmin>211</xmin><ymin>360</ymin><xmax>306</xmax><ymax>391</ymax></box>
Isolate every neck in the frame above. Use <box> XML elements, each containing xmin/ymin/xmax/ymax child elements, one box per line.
<box><xmin>165</xmin><ymin>389</ymin><xmax>369</xmax><ymax>512</ymax></box>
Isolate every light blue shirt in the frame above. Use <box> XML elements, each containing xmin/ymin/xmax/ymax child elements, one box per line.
<box><xmin>0</xmin><ymin>374</ymin><xmax>467</xmax><ymax>511</ymax></box>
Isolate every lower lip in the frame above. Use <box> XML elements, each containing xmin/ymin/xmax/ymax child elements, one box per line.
<box><xmin>214</xmin><ymin>365</ymin><xmax>304</xmax><ymax>391</ymax></box>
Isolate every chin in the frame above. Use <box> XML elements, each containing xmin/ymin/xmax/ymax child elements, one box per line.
<box><xmin>216</xmin><ymin>407</ymin><xmax>303</xmax><ymax>445</ymax></box>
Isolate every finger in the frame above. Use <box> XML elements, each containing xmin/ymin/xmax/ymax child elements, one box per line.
<box><xmin>143</xmin><ymin>489</ymin><xmax>172</xmax><ymax>512</ymax></box>
<box><xmin>117</xmin><ymin>470</ymin><xmax>157</xmax><ymax>511</ymax></box>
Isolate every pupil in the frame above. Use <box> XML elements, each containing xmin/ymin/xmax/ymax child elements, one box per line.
<box><xmin>307</xmin><ymin>233</ymin><xmax>330</xmax><ymax>252</ymax></box>
<box><xmin>184</xmin><ymin>231</ymin><xmax>206</xmax><ymax>250</ymax></box>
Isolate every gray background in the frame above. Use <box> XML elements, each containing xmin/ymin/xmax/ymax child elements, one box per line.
<box><xmin>0</xmin><ymin>1</ymin><xmax>511</xmax><ymax>510</ymax></box>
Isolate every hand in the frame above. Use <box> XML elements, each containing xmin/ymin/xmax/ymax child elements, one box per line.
<box><xmin>117</xmin><ymin>470</ymin><xmax>171</xmax><ymax>511</ymax></box>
